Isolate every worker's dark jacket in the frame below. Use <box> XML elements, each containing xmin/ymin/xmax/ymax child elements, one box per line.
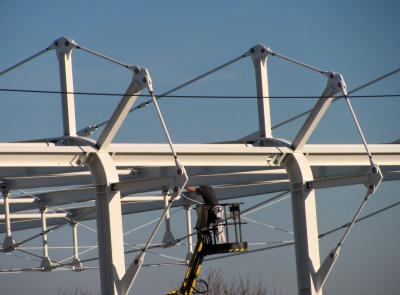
<box><xmin>195</xmin><ymin>185</ymin><xmax>220</xmax><ymax>224</ymax></box>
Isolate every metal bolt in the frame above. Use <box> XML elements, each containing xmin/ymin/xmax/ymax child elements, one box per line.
<box><xmin>177</xmin><ymin>168</ymin><xmax>183</xmax><ymax>175</ymax></box>
<box><xmin>143</xmin><ymin>77</ymin><xmax>147</xmax><ymax>83</ymax></box>
<box><xmin>134</xmin><ymin>68</ymin><xmax>139</xmax><ymax>74</ymax></box>
<box><xmin>110</xmin><ymin>183</ymin><xmax>118</xmax><ymax>191</ymax></box>
<box><xmin>338</xmin><ymin>82</ymin><xmax>342</xmax><ymax>88</ymax></box>
<box><xmin>369</xmin><ymin>184</ymin><xmax>375</xmax><ymax>190</ymax></box>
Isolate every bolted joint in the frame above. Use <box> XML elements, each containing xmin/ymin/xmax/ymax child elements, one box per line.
<box><xmin>77</xmin><ymin>125</ymin><xmax>98</xmax><ymax>137</ymax></box>
<box><xmin>40</xmin><ymin>257</ymin><xmax>53</xmax><ymax>272</ymax></box>
<box><xmin>134</xmin><ymin>254</ymin><xmax>144</xmax><ymax>266</ymax></box>
<box><xmin>167</xmin><ymin>185</ymin><xmax>182</xmax><ymax>201</ymax></box>
<box><xmin>110</xmin><ymin>182</ymin><xmax>119</xmax><ymax>192</ymax></box>
<box><xmin>323</xmin><ymin>71</ymin><xmax>348</xmax><ymax>97</ymax></box>
<box><xmin>365</xmin><ymin>163</ymin><xmax>383</xmax><ymax>195</ymax></box>
<box><xmin>49</xmin><ymin>36</ymin><xmax>78</xmax><ymax>53</ymax></box>
<box><xmin>72</xmin><ymin>257</ymin><xmax>85</xmax><ymax>272</ymax></box>
<box><xmin>291</xmin><ymin>182</ymin><xmax>313</xmax><ymax>193</ymax></box>
<box><xmin>161</xmin><ymin>186</ymin><xmax>169</xmax><ymax>195</ymax></box>
<box><xmin>2</xmin><ymin>236</ymin><xmax>18</xmax><ymax>253</ymax></box>
<box><xmin>247</xmin><ymin>44</ymin><xmax>275</xmax><ymax>65</ymax></box>
<box><xmin>127</xmin><ymin>65</ymin><xmax>153</xmax><ymax>92</ymax></box>
<box><xmin>247</xmin><ymin>44</ymin><xmax>274</xmax><ymax>63</ymax></box>
<box><xmin>0</xmin><ymin>183</ymin><xmax>8</xmax><ymax>193</ymax></box>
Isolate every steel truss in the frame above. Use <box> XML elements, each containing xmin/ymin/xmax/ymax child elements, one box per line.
<box><xmin>1</xmin><ymin>37</ymin><xmax>399</xmax><ymax>295</ymax></box>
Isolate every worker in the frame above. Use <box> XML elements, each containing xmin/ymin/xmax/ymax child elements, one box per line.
<box><xmin>186</xmin><ymin>185</ymin><xmax>226</xmax><ymax>244</ymax></box>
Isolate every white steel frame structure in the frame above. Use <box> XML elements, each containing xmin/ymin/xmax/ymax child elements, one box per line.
<box><xmin>1</xmin><ymin>37</ymin><xmax>399</xmax><ymax>295</ymax></box>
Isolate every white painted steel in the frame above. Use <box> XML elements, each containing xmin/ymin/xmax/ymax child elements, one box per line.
<box><xmin>0</xmin><ymin>212</ymin><xmax>67</xmax><ymax>220</ymax></box>
<box><xmin>185</xmin><ymin>205</ymin><xmax>193</xmax><ymax>257</ymax></box>
<box><xmin>120</xmin><ymin>199</ymin><xmax>174</xmax><ymax>294</ymax></box>
<box><xmin>2</xmin><ymin>191</ymin><xmax>11</xmax><ymax>237</ymax></box>
<box><xmin>122</xmin><ymin>196</ymin><xmax>165</xmax><ymax>202</ymax></box>
<box><xmin>251</xmin><ymin>44</ymin><xmax>272</xmax><ymax>138</ymax></box>
<box><xmin>0</xmin><ymin>169</ymin><xmax>399</xmax><ymax>230</ymax></box>
<box><xmin>86</xmin><ymin>152</ymin><xmax>125</xmax><ymax>295</ymax></box>
<box><xmin>0</xmin><ymin>38</ymin><xmax>399</xmax><ymax>295</ymax></box>
<box><xmin>291</xmin><ymin>73</ymin><xmax>345</xmax><ymax>151</ymax></box>
<box><xmin>1</xmin><ymin>143</ymin><xmax>400</xmax><ymax>168</ymax></box>
<box><xmin>55</xmin><ymin>37</ymin><xmax>77</xmax><ymax>136</ymax></box>
<box><xmin>71</xmin><ymin>222</ymin><xmax>83</xmax><ymax>271</ymax></box>
<box><xmin>1</xmin><ymin>189</ymin><xmax>17</xmax><ymax>251</ymax></box>
<box><xmin>162</xmin><ymin>192</ymin><xmax>175</xmax><ymax>245</ymax></box>
<box><xmin>0</xmin><ymin>197</ymin><xmax>35</xmax><ymax>204</ymax></box>
<box><xmin>96</xmin><ymin>67</ymin><xmax>149</xmax><ymax>150</ymax></box>
<box><xmin>40</xmin><ymin>207</ymin><xmax>53</xmax><ymax>271</ymax></box>
<box><xmin>285</xmin><ymin>152</ymin><xmax>321</xmax><ymax>295</ymax></box>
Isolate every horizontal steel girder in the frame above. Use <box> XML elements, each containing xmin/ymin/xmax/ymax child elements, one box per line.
<box><xmin>1</xmin><ymin>169</ymin><xmax>399</xmax><ymax>233</ymax></box>
<box><xmin>0</xmin><ymin>143</ymin><xmax>400</xmax><ymax>168</ymax></box>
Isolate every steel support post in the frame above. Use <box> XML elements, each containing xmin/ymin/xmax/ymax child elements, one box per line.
<box><xmin>291</xmin><ymin>73</ymin><xmax>345</xmax><ymax>151</ymax></box>
<box><xmin>251</xmin><ymin>44</ymin><xmax>272</xmax><ymax>138</ymax></box>
<box><xmin>40</xmin><ymin>207</ymin><xmax>53</xmax><ymax>271</ymax></box>
<box><xmin>162</xmin><ymin>190</ymin><xmax>175</xmax><ymax>245</ymax></box>
<box><xmin>87</xmin><ymin>152</ymin><xmax>125</xmax><ymax>295</ymax></box>
<box><xmin>2</xmin><ymin>189</ymin><xmax>17</xmax><ymax>251</ymax></box>
<box><xmin>55</xmin><ymin>37</ymin><xmax>77</xmax><ymax>136</ymax></box>
<box><xmin>71</xmin><ymin>221</ymin><xmax>83</xmax><ymax>271</ymax></box>
<box><xmin>184</xmin><ymin>204</ymin><xmax>193</xmax><ymax>261</ymax></box>
<box><xmin>285</xmin><ymin>152</ymin><xmax>322</xmax><ymax>295</ymax></box>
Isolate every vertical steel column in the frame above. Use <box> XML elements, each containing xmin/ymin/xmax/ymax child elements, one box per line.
<box><xmin>2</xmin><ymin>189</ymin><xmax>16</xmax><ymax>251</ymax></box>
<box><xmin>162</xmin><ymin>191</ymin><xmax>175</xmax><ymax>245</ymax></box>
<box><xmin>40</xmin><ymin>207</ymin><xmax>53</xmax><ymax>271</ymax></box>
<box><xmin>87</xmin><ymin>152</ymin><xmax>125</xmax><ymax>295</ymax></box>
<box><xmin>251</xmin><ymin>44</ymin><xmax>272</xmax><ymax>138</ymax></box>
<box><xmin>55</xmin><ymin>37</ymin><xmax>77</xmax><ymax>136</ymax></box>
<box><xmin>285</xmin><ymin>152</ymin><xmax>322</xmax><ymax>295</ymax></box>
<box><xmin>185</xmin><ymin>204</ymin><xmax>193</xmax><ymax>260</ymax></box>
<box><xmin>71</xmin><ymin>221</ymin><xmax>83</xmax><ymax>271</ymax></box>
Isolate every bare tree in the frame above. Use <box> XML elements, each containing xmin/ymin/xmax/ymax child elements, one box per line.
<box><xmin>203</xmin><ymin>268</ymin><xmax>281</xmax><ymax>295</ymax></box>
<box><xmin>57</xmin><ymin>287</ymin><xmax>98</xmax><ymax>295</ymax></box>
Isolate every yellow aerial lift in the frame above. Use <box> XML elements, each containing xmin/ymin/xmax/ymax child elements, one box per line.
<box><xmin>167</xmin><ymin>201</ymin><xmax>248</xmax><ymax>295</ymax></box>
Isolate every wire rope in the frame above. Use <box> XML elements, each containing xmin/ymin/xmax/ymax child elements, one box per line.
<box><xmin>1</xmin><ymin>88</ymin><xmax>400</xmax><ymax>99</ymax></box>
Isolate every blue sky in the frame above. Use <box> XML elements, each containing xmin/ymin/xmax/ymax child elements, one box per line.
<box><xmin>0</xmin><ymin>1</ymin><xmax>399</xmax><ymax>294</ymax></box>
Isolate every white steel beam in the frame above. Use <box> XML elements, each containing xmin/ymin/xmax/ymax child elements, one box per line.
<box><xmin>2</xmin><ymin>189</ymin><xmax>17</xmax><ymax>251</ymax></box>
<box><xmin>185</xmin><ymin>204</ymin><xmax>193</xmax><ymax>258</ymax></box>
<box><xmin>0</xmin><ymin>167</ymin><xmax>87</xmax><ymax>178</ymax></box>
<box><xmin>54</xmin><ymin>37</ymin><xmax>78</xmax><ymax>136</ymax></box>
<box><xmin>0</xmin><ymin>212</ymin><xmax>68</xmax><ymax>220</ymax></box>
<box><xmin>250</xmin><ymin>44</ymin><xmax>272</xmax><ymax>138</ymax></box>
<box><xmin>0</xmin><ymin>170</ymin><xmax>286</xmax><ymax>213</ymax></box>
<box><xmin>1</xmin><ymin>143</ymin><xmax>400</xmax><ymax>168</ymax></box>
<box><xmin>291</xmin><ymin>73</ymin><xmax>345</xmax><ymax>151</ymax></box>
<box><xmin>0</xmin><ymin>169</ymin><xmax>132</xmax><ymax>190</ymax></box>
<box><xmin>96</xmin><ymin>67</ymin><xmax>150</xmax><ymax>151</ymax></box>
<box><xmin>285</xmin><ymin>152</ymin><xmax>321</xmax><ymax>295</ymax></box>
<box><xmin>40</xmin><ymin>207</ymin><xmax>53</xmax><ymax>271</ymax></box>
<box><xmin>71</xmin><ymin>221</ymin><xmax>83</xmax><ymax>271</ymax></box>
<box><xmin>2</xmin><ymin>168</ymin><xmax>399</xmax><ymax>216</ymax></box>
<box><xmin>86</xmin><ymin>152</ymin><xmax>125</xmax><ymax>295</ymax></box>
<box><xmin>0</xmin><ymin>197</ymin><xmax>35</xmax><ymax>204</ymax></box>
<box><xmin>1</xmin><ymin>170</ymin><xmax>399</xmax><ymax>233</ymax></box>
